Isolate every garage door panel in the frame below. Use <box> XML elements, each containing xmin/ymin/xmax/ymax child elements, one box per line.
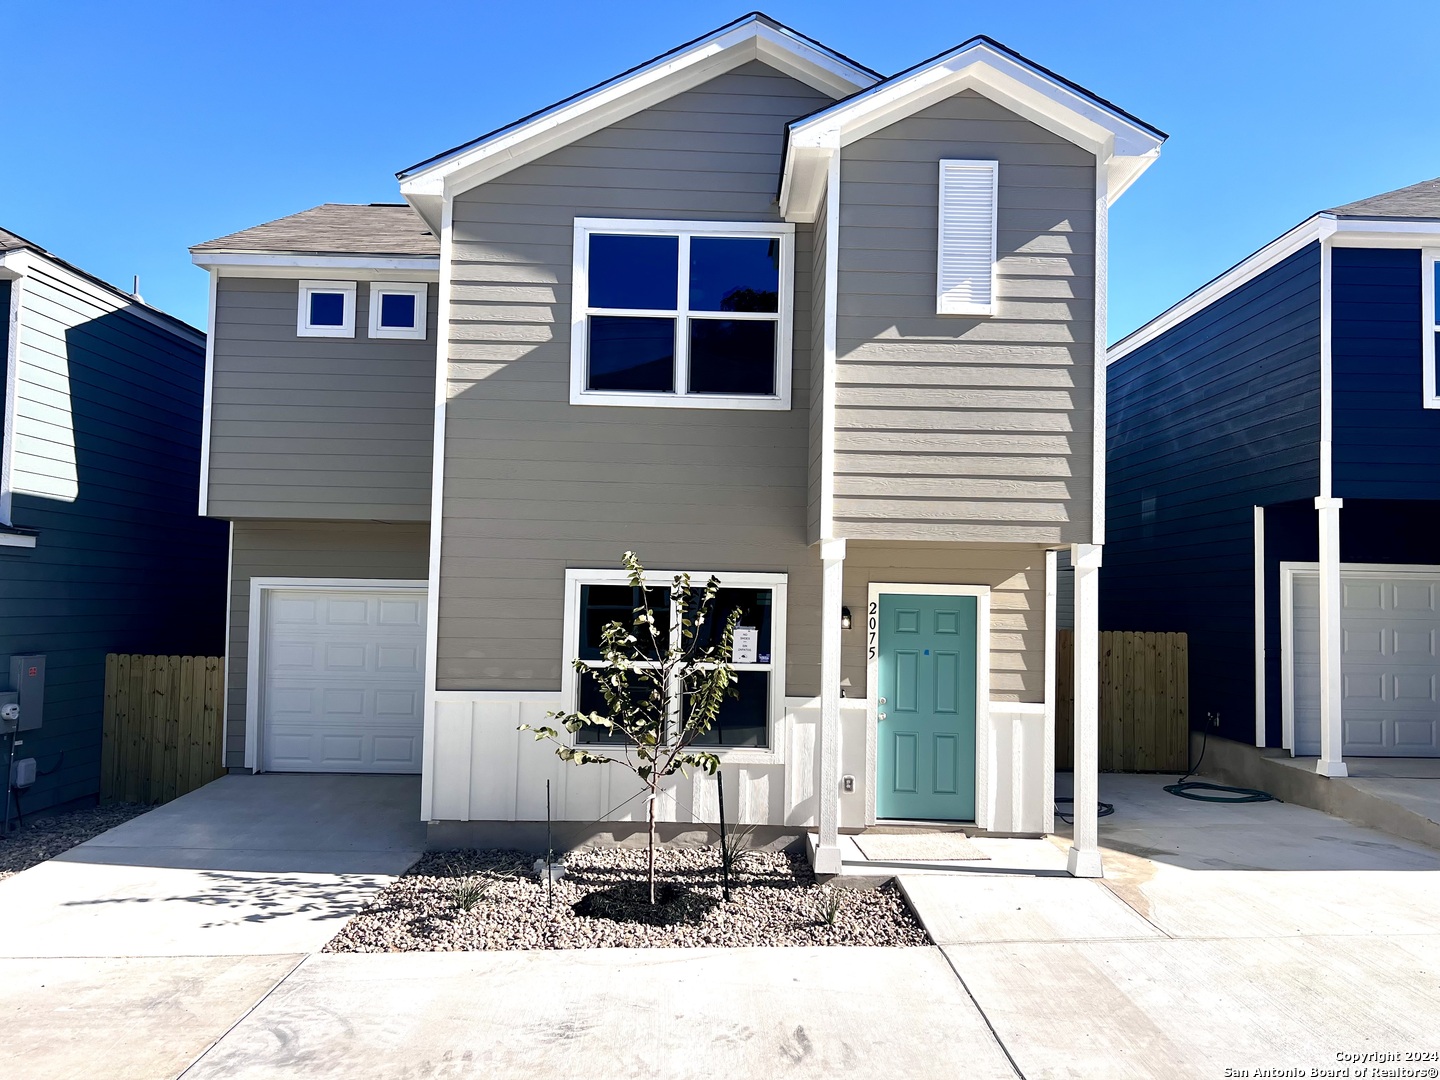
<box><xmin>1290</xmin><ymin>567</ymin><xmax>1440</xmax><ymax>758</ymax></box>
<box><xmin>262</xmin><ymin>587</ymin><xmax>426</xmax><ymax>774</ymax></box>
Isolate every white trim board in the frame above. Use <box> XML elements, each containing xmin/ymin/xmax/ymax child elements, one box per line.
<box><xmin>863</xmin><ymin>582</ymin><xmax>992</xmax><ymax>828</ymax></box>
<box><xmin>1423</xmin><ymin>248</ymin><xmax>1439</xmax><ymax>409</ymax></box>
<box><xmin>197</xmin><ymin>270</ymin><xmax>217</xmax><ymax>517</ymax></box>
<box><xmin>1253</xmin><ymin>506</ymin><xmax>1266</xmax><ymax>747</ymax></box>
<box><xmin>244</xmin><ymin>577</ymin><xmax>428</xmax><ymax>773</ymax></box>
<box><xmin>1</xmin><ymin>274</ymin><xmax>22</xmax><ymax>526</ymax></box>
<box><xmin>192</xmin><ymin>253</ymin><xmax>441</xmax><ymax>277</ymax></box>
<box><xmin>399</xmin><ymin>15</ymin><xmax>876</xmax><ymax>228</ymax></box>
<box><xmin>1109</xmin><ymin>214</ymin><xmax>1440</xmax><ymax>366</ymax></box>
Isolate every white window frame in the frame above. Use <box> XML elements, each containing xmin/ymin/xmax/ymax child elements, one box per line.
<box><xmin>569</xmin><ymin>218</ymin><xmax>794</xmax><ymax>410</ymax></box>
<box><xmin>936</xmin><ymin>159</ymin><xmax>999</xmax><ymax>317</ymax></box>
<box><xmin>1423</xmin><ymin>248</ymin><xmax>1439</xmax><ymax>408</ymax></box>
<box><xmin>560</xmin><ymin>568</ymin><xmax>787</xmax><ymax>756</ymax></box>
<box><xmin>368</xmin><ymin>281</ymin><xmax>428</xmax><ymax>340</ymax></box>
<box><xmin>297</xmin><ymin>279</ymin><xmax>356</xmax><ymax>338</ymax></box>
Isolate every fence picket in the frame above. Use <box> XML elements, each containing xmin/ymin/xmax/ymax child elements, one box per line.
<box><xmin>101</xmin><ymin>654</ymin><xmax>225</xmax><ymax>806</ymax></box>
<box><xmin>1054</xmin><ymin>631</ymin><xmax>1188</xmax><ymax>773</ymax></box>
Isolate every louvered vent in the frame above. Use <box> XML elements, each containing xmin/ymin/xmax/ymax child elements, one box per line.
<box><xmin>936</xmin><ymin>160</ymin><xmax>998</xmax><ymax>316</ymax></box>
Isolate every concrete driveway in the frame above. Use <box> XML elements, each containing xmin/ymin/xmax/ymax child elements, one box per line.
<box><xmin>0</xmin><ymin>774</ymin><xmax>424</xmax><ymax>1080</ymax></box>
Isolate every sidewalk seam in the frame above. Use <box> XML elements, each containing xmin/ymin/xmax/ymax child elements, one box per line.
<box><xmin>936</xmin><ymin>946</ymin><xmax>1027</xmax><ymax>1080</ymax></box>
<box><xmin>175</xmin><ymin>952</ymin><xmax>311</xmax><ymax>1079</ymax></box>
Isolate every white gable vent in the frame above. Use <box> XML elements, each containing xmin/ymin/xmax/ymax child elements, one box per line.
<box><xmin>936</xmin><ymin>159</ymin><xmax>998</xmax><ymax>316</ymax></box>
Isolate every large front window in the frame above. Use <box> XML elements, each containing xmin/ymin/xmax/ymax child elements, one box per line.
<box><xmin>563</xmin><ymin>569</ymin><xmax>786</xmax><ymax>749</ymax></box>
<box><xmin>570</xmin><ymin>220</ymin><xmax>794</xmax><ymax>409</ymax></box>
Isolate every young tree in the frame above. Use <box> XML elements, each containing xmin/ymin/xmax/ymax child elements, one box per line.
<box><xmin>521</xmin><ymin>551</ymin><xmax>741</xmax><ymax>905</ymax></box>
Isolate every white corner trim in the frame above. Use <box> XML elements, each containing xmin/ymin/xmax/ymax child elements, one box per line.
<box><xmin>1280</xmin><ymin>559</ymin><xmax>1296</xmax><ymax>752</ymax></box>
<box><xmin>1109</xmin><ymin>216</ymin><xmax>1334</xmax><ymax>365</ymax></box>
<box><xmin>296</xmin><ymin>279</ymin><xmax>356</xmax><ymax>338</ymax></box>
<box><xmin>1320</xmin><ymin>240</ymin><xmax>1333</xmax><ymax>498</ymax></box>
<box><xmin>399</xmin><ymin>19</ymin><xmax>875</xmax><ymax>200</ymax></box>
<box><xmin>1092</xmin><ymin>158</ymin><xmax>1109</xmax><ymax>546</ymax></box>
<box><xmin>864</xmin><ymin>582</ymin><xmax>992</xmax><ymax>828</ymax></box>
<box><xmin>421</xmin><ymin>196</ymin><xmax>454</xmax><ymax>821</ymax></box>
<box><xmin>567</xmin><ymin>219</ymin><xmax>795</xmax><ymax>411</ymax></box>
<box><xmin>197</xmin><ymin>270</ymin><xmax>217</xmax><ymax>517</ymax></box>
<box><xmin>1042</xmin><ymin>548</ymin><xmax>1057</xmax><ymax>835</ymax></box>
<box><xmin>192</xmin><ymin>252</ymin><xmax>441</xmax><ymax>275</ymax></box>
<box><xmin>1</xmin><ymin>273</ymin><xmax>21</xmax><ymax>527</ymax></box>
<box><xmin>368</xmin><ymin>281</ymin><xmax>428</xmax><ymax>340</ymax></box>
<box><xmin>1423</xmin><ymin>248</ymin><xmax>1439</xmax><ymax>409</ymax></box>
<box><xmin>219</xmin><ymin>521</ymin><xmax>234</xmax><ymax>766</ymax></box>
<box><xmin>820</xmin><ymin>154</ymin><xmax>840</xmax><ymax>541</ymax></box>
<box><xmin>245</xmin><ymin>577</ymin><xmax>428</xmax><ymax>773</ymax></box>
<box><xmin>0</xmin><ymin>532</ymin><xmax>36</xmax><ymax>549</ymax></box>
<box><xmin>1253</xmin><ymin>506</ymin><xmax>1266</xmax><ymax>748</ymax></box>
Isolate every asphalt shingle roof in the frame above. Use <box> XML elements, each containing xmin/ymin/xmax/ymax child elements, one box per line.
<box><xmin>192</xmin><ymin>203</ymin><xmax>438</xmax><ymax>256</ymax></box>
<box><xmin>1329</xmin><ymin>176</ymin><xmax>1440</xmax><ymax>220</ymax></box>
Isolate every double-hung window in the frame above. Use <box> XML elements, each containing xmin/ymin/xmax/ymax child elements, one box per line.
<box><xmin>562</xmin><ymin>569</ymin><xmax>786</xmax><ymax>750</ymax></box>
<box><xmin>1424</xmin><ymin>249</ymin><xmax>1439</xmax><ymax>408</ymax></box>
<box><xmin>570</xmin><ymin>219</ymin><xmax>794</xmax><ymax>409</ymax></box>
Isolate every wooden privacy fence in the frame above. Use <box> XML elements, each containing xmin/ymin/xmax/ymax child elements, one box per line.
<box><xmin>1055</xmin><ymin>631</ymin><xmax>1189</xmax><ymax>772</ymax></box>
<box><xmin>101</xmin><ymin>654</ymin><xmax>225</xmax><ymax>805</ymax></box>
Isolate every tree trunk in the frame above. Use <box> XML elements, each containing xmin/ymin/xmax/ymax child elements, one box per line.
<box><xmin>647</xmin><ymin>787</ymin><xmax>657</xmax><ymax>905</ymax></box>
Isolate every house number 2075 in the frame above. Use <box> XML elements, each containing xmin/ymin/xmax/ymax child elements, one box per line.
<box><xmin>867</xmin><ymin>601</ymin><xmax>879</xmax><ymax>660</ymax></box>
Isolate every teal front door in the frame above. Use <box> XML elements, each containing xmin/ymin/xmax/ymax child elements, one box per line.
<box><xmin>875</xmin><ymin>592</ymin><xmax>978</xmax><ymax>821</ymax></box>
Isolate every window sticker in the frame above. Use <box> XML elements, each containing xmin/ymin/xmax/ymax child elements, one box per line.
<box><xmin>732</xmin><ymin>626</ymin><xmax>758</xmax><ymax>665</ymax></box>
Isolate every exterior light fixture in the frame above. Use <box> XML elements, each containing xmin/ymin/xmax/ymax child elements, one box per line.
<box><xmin>840</xmin><ymin>606</ymin><xmax>852</xmax><ymax>630</ymax></box>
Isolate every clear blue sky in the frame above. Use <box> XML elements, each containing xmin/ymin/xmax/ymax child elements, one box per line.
<box><xmin>4</xmin><ymin>1</ymin><xmax>1437</xmax><ymax>339</ymax></box>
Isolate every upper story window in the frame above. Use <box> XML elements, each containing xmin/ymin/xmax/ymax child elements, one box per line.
<box><xmin>936</xmin><ymin>159</ymin><xmax>999</xmax><ymax>317</ymax></box>
<box><xmin>570</xmin><ymin>219</ymin><xmax>794</xmax><ymax>410</ymax></box>
<box><xmin>1424</xmin><ymin>250</ymin><xmax>1439</xmax><ymax>409</ymax></box>
<box><xmin>297</xmin><ymin>280</ymin><xmax>356</xmax><ymax>337</ymax></box>
<box><xmin>369</xmin><ymin>282</ymin><xmax>428</xmax><ymax>340</ymax></box>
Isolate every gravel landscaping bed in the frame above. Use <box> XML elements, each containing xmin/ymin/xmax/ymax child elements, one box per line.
<box><xmin>325</xmin><ymin>845</ymin><xmax>929</xmax><ymax>951</ymax></box>
<box><xmin>0</xmin><ymin>803</ymin><xmax>150</xmax><ymax>880</ymax></box>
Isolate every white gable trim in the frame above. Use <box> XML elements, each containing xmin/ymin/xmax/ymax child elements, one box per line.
<box><xmin>781</xmin><ymin>41</ymin><xmax>1162</xmax><ymax>221</ymax></box>
<box><xmin>398</xmin><ymin>18</ymin><xmax>875</xmax><ymax>223</ymax></box>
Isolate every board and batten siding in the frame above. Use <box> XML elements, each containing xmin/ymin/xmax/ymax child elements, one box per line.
<box><xmin>1330</xmin><ymin>247</ymin><xmax>1440</xmax><ymax>500</ymax></box>
<box><xmin>1</xmin><ymin>263</ymin><xmax>227</xmax><ymax>812</ymax></box>
<box><xmin>834</xmin><ymin>89</ymin><xmax>1098</xmax><ymax>545</ymax></box>
<box><xmin>1103</xmin><ymin>243</ymin><xmax>1322</xmax><ymax>747</ymax></box>
<box><xmin>225</xmin><ymin>520</ymin><xmax>428</xmax><ymax>767</ymax></box>
<box><xmin>440</xmin><ymin>60</ymin><xmax>833</xmax><ymax>696</ymax></box>
<box><xmin>206</xmin><ymin>277</ymin><xmax>436</xmax><ymax>521</ymax></box>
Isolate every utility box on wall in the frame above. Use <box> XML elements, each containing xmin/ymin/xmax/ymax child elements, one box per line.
<box><xmin>8</xmin><ymin>655</ymin><xmax>45</xmax><ymax>732</ymax></box>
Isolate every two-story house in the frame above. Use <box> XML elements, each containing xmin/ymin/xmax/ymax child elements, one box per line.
<box><xmin>192</xmin><ymin>14</ymin><xmax>1163</xmax><ymax>876</ymax></box>
<box><xmin>1106</xmin><ymin>176</ymin><xmax>1440</xmax><ymax>779</ymax></box>
<box><xmin>2</xmin><ymin>227</ymin><xmax>228</xmax><ymax>815</ymax></box>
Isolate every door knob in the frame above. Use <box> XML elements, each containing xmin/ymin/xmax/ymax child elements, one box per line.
<box><xmin>878</xmin><ymin>712</ymin><xmax>887</xmax><ymax>721</ymax></box>
<box><xmin>878</xmin><ymin>697</ymin><xmax>886</xmax><ymax>704</ymax></box>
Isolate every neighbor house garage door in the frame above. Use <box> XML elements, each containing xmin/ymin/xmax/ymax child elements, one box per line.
<box><xmin>1290</xmin><ymin>566</ymin><xmax>1440</xmax><ymax>757</ymax></box>
<box><xmin>261</xmin><ymin>587</ymin><xmax>426</xmax><ymax>772</ymax></box>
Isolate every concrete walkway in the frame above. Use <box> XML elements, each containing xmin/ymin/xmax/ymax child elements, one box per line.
<box><xmin>0</xmin><ymin>774</ymin><xmax>424</xmax><ymax>1080</ymax></box>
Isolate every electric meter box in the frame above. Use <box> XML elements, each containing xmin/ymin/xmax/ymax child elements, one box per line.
<box><xmin>8</xmin><ymin>655</ymin><xmax>44</xmax><ymax>732</ymax></box>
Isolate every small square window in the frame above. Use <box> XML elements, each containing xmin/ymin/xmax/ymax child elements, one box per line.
<box><xmin>297</xmin><ymin>280</ymin><xmax>356</xmax><ymax>337</ymax></box>
<box><xmin>368</xmin><ymin>282</ymin><xmax>427</xmax><ymax>340</ymax></box>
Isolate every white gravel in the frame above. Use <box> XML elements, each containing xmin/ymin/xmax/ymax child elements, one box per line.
<box><xmin>0</xmin><ymin>802</ymin><xmax>150</xmax><ymax>880</ymax></box>
<box><xmin>325</xmin><ymin>845</ymin><xmax>929</xmax><ymax>951</ymax></box>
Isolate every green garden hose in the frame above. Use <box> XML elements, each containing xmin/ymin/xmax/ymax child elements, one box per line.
<box><xmin>1164</xmin><ymin>731</ymin><xmax>1277</xmax><ymax>803</ymax></box>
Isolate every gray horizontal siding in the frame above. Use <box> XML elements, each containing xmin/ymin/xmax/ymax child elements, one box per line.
<box><xmin>225</xmin><ymin>520</ymin><xmax>429</xmax><ymax>767</ymax></box>
<box><xmin>2</xmin><ymin>264</ymin><xmax>227</xmax><ymax>813</ymax></box>
<box><xmin>440</xmin><ymin>60</ymin><xmax>834</xmax><ymax>693</ymax></box>
<box><xmin>207</xmin><ymin>277</ymin><xmax>436</xmax><ymax>521</ymax></box>
<box><xmin>841</xmin><ymin>542</ymin><xmax>1048</xmax><ymax>702</ymax></box>
<box><xmin>835</xmin><ymin>89</ymin><xmax>1097</xmax><ymax>545</ymax></box>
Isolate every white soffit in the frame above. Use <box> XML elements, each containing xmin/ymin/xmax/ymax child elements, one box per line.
<box><xmin>781</xmin><ymin>40</ymin><xmax>1165</xmax><ymax>222</ymax></box>
<box><xmin>397</xmin><ymin>17</ymin><xmax>877</xmax><ymax>228</ymax></box>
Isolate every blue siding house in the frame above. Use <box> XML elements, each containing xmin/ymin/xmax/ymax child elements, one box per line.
<box><xmin>1105</xmin><ymin>176</ymin><xmax>1440</xmax><ymax>777</ymax></box>
<box><xmin>1</xmin><ymin>228</ymin><xmax>228</xmax><ymax>816</ymax></box>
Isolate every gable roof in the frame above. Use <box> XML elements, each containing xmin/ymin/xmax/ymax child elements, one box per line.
<box><xmin>781</xmin><ymin>35</ymin><xmax>1164</xmax><ymax>220</ymax></box>
<box><xmin>1329</xmin><ymin>175</ymin><xmax>1440</xmax><ymax>220</ymax></box>
<box><xmin>396</xmin><ymin>12</ymin><xmax>879</xmax><ymax>229</ymax></box>
<box><xmin>191</xmin><ymin>203</ymin><xmax>438</xmax><ymax>257</ymax></box>
<box><xmin>1110</xmin><ymin>174</ymin><xmax>1440</xmax><ymax>366</ymax></box>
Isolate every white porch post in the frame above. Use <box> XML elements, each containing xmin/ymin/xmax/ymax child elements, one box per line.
<box><xmin>815</xmin><ymin>537</ymin><xmax>846</xmax><ymax>874</ymax></box>
<box><xmin>1315</xmin><ymin>497</ymin><xmax>1347</xmax><ymax>777</ymax></box>
<box><xmin>1067</xmin><ymin>543</ymin><xmax>1103</xmax><ymax>878</ymax></box>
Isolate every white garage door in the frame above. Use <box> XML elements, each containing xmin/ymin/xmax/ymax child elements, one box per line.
<box><xmin>1291</xmin><ymin>567</ymin><xmax>1440</xmax><ymax>757</ymax></box>
<box><xmin>262</xmin><ymin>587</ymin><xmax>426</xmax><ymax>773</ymax></box>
